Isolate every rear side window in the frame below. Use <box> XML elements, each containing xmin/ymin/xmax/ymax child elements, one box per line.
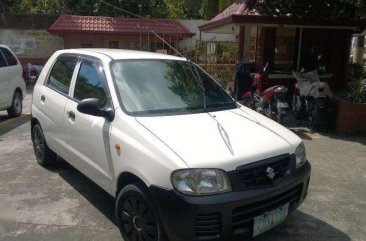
<box><xmin>1</xmin><ymin>48</ymin><xmax>17</xmax><ymax>66</ymax></box>
<box><xmin>0</xmin><ymin>52</ymin><xmax>7</xmax><ymax>67</ymax></box>
<box><xmin>73</xmin><ymin>61</ymin><xmax>108</xmax><ymax>106</ymax></box>
<box><xmin>47</xmin><ymin>56</ymin><xmax>77</xmax><ymax>95</ymax></box>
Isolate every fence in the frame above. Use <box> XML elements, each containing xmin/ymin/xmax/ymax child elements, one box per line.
<box><xmin>183</xmin><ymin>41</ymin><xmax>238</xmax><ymax>87</ymax></box>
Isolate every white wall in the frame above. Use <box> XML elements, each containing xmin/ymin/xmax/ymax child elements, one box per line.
<box><xmin>178</xmin><ymin>19</ymin><xmax>236</xmax><ymax>50</ymax></box>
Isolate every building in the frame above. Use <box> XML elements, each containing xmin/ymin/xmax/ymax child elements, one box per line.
<box><xmin>199</xmin><ymin>0</ymin><xmax>366</xmax><ymax>91</ymax></box>
<box><xmin>48</xmin><ymin>15</ymin><xmax>194</xmax><ymax>55</ymax></box>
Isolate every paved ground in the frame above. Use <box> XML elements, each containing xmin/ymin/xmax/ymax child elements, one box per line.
<box><xmin>0</xmin><ymin>90</ymin><xmax>365</xmax><ymax>241</ymax></box>
<box><xmin>0</xmin><ymin>87</ymin><xmax>32</xmax><ymax>136</ymax></box>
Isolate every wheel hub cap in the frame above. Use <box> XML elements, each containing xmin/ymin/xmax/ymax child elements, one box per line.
<box><xmin>133</xmin><ymin>216</ymin><xmax>143</xmax><ymax>231</ymax></box>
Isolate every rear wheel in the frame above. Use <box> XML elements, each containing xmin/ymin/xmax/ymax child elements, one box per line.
<box><xmin>116</xmin><ymin>183</ymin><xmax>167</xmax><ymax>241</ymax></box>
<box><xmin>7</xmin><ymin>91</ymin><xmax>22</xmax><ymax>117</ymax></box>
<box><xmin>32</xmin><ymin>124</ymin><xmax>57</xmax><ymax>166</ymax></box>
<box><xmin>292</xmin><ymin>95</ymin><xmax>302</xmax><ymax>119</ymax></box>
<box><xmin>309</xmin><ymin>105</ymin><xmax>321</xmax><ymax>131</ymax></box>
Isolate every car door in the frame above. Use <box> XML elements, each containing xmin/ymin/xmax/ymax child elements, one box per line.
<box><xmin>0</xmin><ymin>50</ymin><xmax>9</xmax><ymax>109</ymax></box>
<box><xmin>0</xmin><ymin>47</ymin><xmax>24</xmax><ymax>108</ymax></box>
<box><xmin>36</xmin><ymin>54</ymin><xmax>78</xmax><ymax>154</ymax></box>
<box><xmin>63</xmin><ymin>57</ymin><xmax>112</xmax><ymax>191</ymax></box>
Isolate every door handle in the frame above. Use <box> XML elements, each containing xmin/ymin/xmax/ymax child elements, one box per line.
<box><xmin>68</xmin><ymin>111</ymin><xmax>76</xmax><ymax>121</ymax></box>
<box><xmin>41</xmin><ymin>95</ymin><xmax>46</xmax><ymax>102</ymax></box>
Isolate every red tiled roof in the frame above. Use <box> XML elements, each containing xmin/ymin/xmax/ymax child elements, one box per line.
<box><xmin>49</xmin><ymin>15</ymin><xmax>195</xmax><ymax>38</ymax></box>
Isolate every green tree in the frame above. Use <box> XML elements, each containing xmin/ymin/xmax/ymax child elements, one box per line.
<box><xmin>203</xmin><ymin>0</ymin><xmax>218</xmax><ymax>20</ymax></box>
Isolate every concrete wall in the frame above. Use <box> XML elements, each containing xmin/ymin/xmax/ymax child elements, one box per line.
<box><xmin>178</xmin><ymin>19</ymin><xmax>236</xmax><ymax>50</ymax></box>
<box><xmin>0</xmin><ymin>29</ymin><xmax>64</xmax><ymax>65</ymax></box>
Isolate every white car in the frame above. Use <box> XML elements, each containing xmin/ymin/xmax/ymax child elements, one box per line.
<box><xmin>0</xmin><ymin>45</ymin><xmax>26</xmax><ymax>117</ymax></box>
<box><xmin>31</xmin><ymin>49</ymin><xmax>310</xmax><ymax>241</ymax></box>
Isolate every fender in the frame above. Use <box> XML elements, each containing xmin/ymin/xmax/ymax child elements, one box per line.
<box><xmin>241</xmin><ymin>91</ymin><xmax>252</xmax><ymax>99</ymax></box>
<box><xmin>263</xmin><ymin>85</ymin><xmax>288</xmax><ymax>102</ymax></box>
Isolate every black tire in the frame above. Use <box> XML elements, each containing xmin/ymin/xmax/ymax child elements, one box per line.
<box><xmin>292</xmin><ymin>95</ymin><xmax>302</xmax><ymax>120</ymax></box>
<box><xmin>7</xmin><ymin>91</ymin><xmax>22</xmax><ymax>117</ymax></box>
<box><xmin>116</xmin><ymin>183</ymin><xmax>167</xmax><ymax>241</ymax></box>
<box><xmin>32</xmin><ymin>124</ymin><xmax>57</xmax><ymax>166</ymax></box>
<box><xmin>277</xmin><ymin>112</ymin><xmax>283</xmax><ymax>123</ymax></box>
<box><xmin>310</xmin><ymin>105</ymin><xmax>321</xmax><ymax>131</ymax></box>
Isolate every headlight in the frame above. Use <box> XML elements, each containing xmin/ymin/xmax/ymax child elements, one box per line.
<box><xmin>295</xmin><ymin>142</ymin><xmax>306</xmax><ymax>168</ymax></box>
<box><xmin>171</xmin><ymin>169</ymin><xmax>231</xmax><ymax>195</ymax></box>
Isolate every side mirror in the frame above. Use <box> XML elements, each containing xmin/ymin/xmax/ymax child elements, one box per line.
<box><xmin>77</xmin><ymin>98</ymin><xmax>115</xmax><ymax>122</ymax></box>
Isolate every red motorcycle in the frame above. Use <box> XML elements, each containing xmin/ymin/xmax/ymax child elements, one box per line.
<box><xmin>238</xmin><ymin>63</ymin><xmax>289</xmax><ymax>122</ymax></box>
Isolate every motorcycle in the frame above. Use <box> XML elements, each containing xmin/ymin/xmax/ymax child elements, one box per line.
<box><xmin>292</xmin><ymin>70</ymin><xmax>333</xmax><ymax>131</ymax></box>
<box><xmin>237</xmin><ymin>63</ymin><xmax>289</xmax><ymax>123</ymax></box>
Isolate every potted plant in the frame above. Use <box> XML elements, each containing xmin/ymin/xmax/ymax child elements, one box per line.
<box><xmin>333</xmin><ymin>63</ymin><xmax>366</xmax><ymax>135</ymax></box>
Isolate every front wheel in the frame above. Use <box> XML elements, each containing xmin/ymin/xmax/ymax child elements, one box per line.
<box><xmin>116</xmin><ymin>183</ymin><xmax>167</xmax><ymax>241</ymax></box>
<box><xmin>7</xmin><ymin>91</ymin><xmax>22</xmax><ymax>117</ymax></box>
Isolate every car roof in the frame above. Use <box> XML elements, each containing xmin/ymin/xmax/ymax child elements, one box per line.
<box><xmin>0</xmin><ymin>44</ymin><xmax>12</xmax><ymax>50</ymax></box>
<box><xmin>58</xmin><ymin>48</ymin><xmax>187</xmax><ymax>61</ymax></box>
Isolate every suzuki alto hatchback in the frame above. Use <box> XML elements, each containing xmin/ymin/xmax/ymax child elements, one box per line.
<box><xmin>31</xmin><ymin>49</ymin><xmax>310</xmax><ymax>241</ymax></box>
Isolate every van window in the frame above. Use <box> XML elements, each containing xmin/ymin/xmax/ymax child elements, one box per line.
<box><xmin>0</xmin><ymin>52</ymin><xmax>7</xmax><ymax>67</ymax></box>
<box><xmin>46</xmin><ymin>56</ymin><xmax>77</xmax><ymax>95</ymax></box>
<box><xmin>1</xmin><ymin>48</ymin><xmax>17</xmax><ymax>66</ymax></box>
<box><xmin>73</xmin><ymin>62</ymin><xmax>107</xmax><ymax>106</ymax></box>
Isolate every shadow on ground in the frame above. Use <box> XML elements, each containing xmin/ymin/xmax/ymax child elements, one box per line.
<box><xmin>252</xmin><ymin>210</ymin><xmax>351</xmax><ymax>241</ymax></box>
<box><xmin>44</xmin><ymin>158</ymin><xmax>116</xmax><ymax>226</ymax></box>
<box><xmin>44</xmin><ymin>158</ymin><xmax>350</xmax><ymax>241</ymax></box>
<box><xmin>0</xmin><ymin>115</ymin><xmax>31</xmax><ymax>136</ymax></box>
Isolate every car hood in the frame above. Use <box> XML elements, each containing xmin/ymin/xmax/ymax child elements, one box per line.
<box><xmin>135</xmin><ymin>107</ymin><xmax>302</xmax><ymax>171</ymax></box>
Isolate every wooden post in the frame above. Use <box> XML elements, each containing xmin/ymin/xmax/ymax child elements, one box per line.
<box><xmin>238</xmin><ymin>26</ymin><xmax>245</xmax><ymax>62</ymax></box>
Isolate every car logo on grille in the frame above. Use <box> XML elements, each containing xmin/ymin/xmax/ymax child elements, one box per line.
<box><xmin>266</xmin><ymin>167</ymin><xmax>275</xmax><ymax>180</ymax></box>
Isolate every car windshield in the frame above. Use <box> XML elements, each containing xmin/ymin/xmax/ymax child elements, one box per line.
<box><xmin>111</xmin><ymin>59</ymin><xmax>236</xmax><ymax>115</ymax></box>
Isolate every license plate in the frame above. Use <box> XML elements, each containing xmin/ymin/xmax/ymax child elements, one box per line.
<box><xmin>277</xmin><ymin>102</ymin><xmax>289</xmax><ymax>108</ymax></box>
<box><xmin>253</xmin><ymin>203</ymin><xmax>289</xmax><ymax>237</ymax></box>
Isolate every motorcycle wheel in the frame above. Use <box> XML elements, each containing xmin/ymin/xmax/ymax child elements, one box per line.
<box><xmin>292</xmin><ymin>95</ymin><xmax>303</xmax><ymax>120</ymax></box>
<box><xmin>277</xmin><ymin>112</ymin><xmax>283</xmax><ymax>123</ymax></box>
<box><xmin>310</xmin><ymin>105</ymin><xmax>321</xmax><ymax>131</ymax></box>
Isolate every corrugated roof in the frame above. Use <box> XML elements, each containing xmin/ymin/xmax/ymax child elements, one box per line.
<box><xmin>49</xmin><ymin>15</ymin><xmax>195</xmax><ymax>38</ymax></box>
<box><xmin>200</xmin><ymin>0</ymin><xmax>365</xmax><ymax>31</ymax></box>
<box><xmin>208</xmin><ymin>0</ymin><xmax>358</xmax><ymax>23</ymax></box>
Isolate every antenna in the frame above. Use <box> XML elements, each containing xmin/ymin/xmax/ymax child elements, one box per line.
<box><xmin>100</xmin><ymin>0</ymin><xmax>186</xmax><ymax>58</ymax></box>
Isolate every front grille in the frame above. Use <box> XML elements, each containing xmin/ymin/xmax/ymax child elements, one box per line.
<box><xmin>232</xmin><ymin>184</ymin><xmax>302</xmax><ymax>233</ymax></box>
<box><xmin>237</xmin><ymin>154</ymin><xmax>292</xmax><ymax>189</ymax></box>
<box><xmin>195</xmin><ymin>213</ymin><xmax>221</xmax><ymax>238</ymax></box>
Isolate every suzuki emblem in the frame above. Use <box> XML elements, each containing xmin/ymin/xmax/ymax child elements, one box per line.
<box><xmin>266</xmin><ymin>167</ymin><xmax>276</xmax><ymax>180</ymax></box>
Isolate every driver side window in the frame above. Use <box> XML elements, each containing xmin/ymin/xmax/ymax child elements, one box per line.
<box><xmin>73</xmin><ymin>60</ymin><xmax>108</xmax><ymax>106</ymax></box>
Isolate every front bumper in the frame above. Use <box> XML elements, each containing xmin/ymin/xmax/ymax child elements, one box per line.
<box><xmin>150</xmin><ymin>161</ymin><xmax>311</xmax><ymax>241</ymax></box>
